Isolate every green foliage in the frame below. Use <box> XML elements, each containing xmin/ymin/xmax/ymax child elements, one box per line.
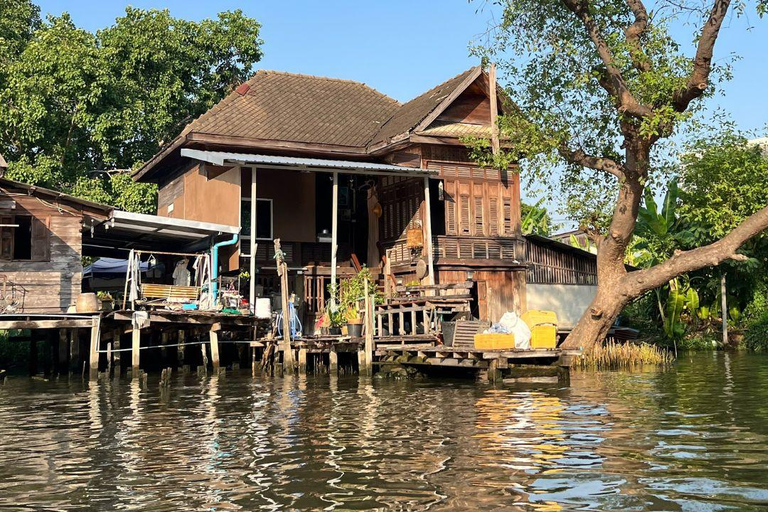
<box><xmin>521</xmin><ymin>199</ymin><xmax>554</xmax><ymax>235</ymax></box>
<box><xmin>679</xmin><ymin>136</ymin><xmax>768</xmax><ymax>243</ymax></box>
<box><xmin>744</xmin><ymin>312</ymin><xmax>768</xmax><ymax>352</ymax></box>
<box><xmin>329</xmin><ymin>267</ymin><xmax>382</xmax><ymax>325</ymax></box>
<box><xmin>0</xmin><ymin>3</ymin><xmax>262</xmax><ymax>212</ymax></box>
<box><xmin>468</xmin><ymin>0</ymin><xmax>744</xmax><ymax>229</ymax></box>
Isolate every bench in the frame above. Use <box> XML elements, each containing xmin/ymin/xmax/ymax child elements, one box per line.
<box><xmin>141</xmin><ymin>283</ymin><xmax>200</xmax><ymax>303</ymax></box>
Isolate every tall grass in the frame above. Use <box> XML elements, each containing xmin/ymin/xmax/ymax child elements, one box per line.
<box><xmin>576</xmin><ymin>340</ymin><xmax>674</xmax><ymax>370</ymax></box>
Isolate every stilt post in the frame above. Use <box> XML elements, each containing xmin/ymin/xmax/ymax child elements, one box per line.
<box><xmin>89</xmin><ymin>315</ymin><xmax>101</xmax><ymax>379</ymax></box>
<box><xmin>275</xmin><ymin>238</ymin><xmax>294</xmax><ymax>374</ymax></box>
<box><xmin>209</xmin><ymin>324</ymin><xmax>221</xmax><ymax>371</ymax></box>
<box><xmin>364</xmin><ymin>280</ymin><xmax>374</xmax><ymax>375</ymax></box>
<box><xmin>131</xmin><ymin>327</ymin><xmax>141</xmax><ymax>376</ymax></box>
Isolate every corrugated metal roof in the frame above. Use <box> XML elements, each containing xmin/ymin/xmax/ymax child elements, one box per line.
<box><xmin>180</xmin><ymin>149</ymin><xmax>435</xmax><ymax>176</ymax></box>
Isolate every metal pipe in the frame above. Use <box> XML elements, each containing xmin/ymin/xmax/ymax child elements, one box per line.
<box><xmin>211</xmin><ymin>233</ymin><xmax>239</xmax><ymax>302</ymax></box>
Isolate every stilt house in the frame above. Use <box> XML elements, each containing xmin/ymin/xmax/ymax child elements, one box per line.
<box><xmin>134</xmin><ymin>66</ymin><xmax>598</xmax><ymax>331</ymax></box>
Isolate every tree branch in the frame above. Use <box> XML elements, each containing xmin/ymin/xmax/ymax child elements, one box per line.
<box><xmin>672</xmin><ymin>0</ymin><xmax>731</xmax><ymax>112</ymax></box>
<box><xmin>559</xmin><ymin>145</ymin><xmax>626</xmax><ymax>179</ymax></box>
<box><xmin>624</xmin><ymin>0</ymin><xmax>652</xmax><ymax>72</ymax></box>
<box><xmin>561</xmin><ymin>0</ymin><xmax>653</xmax><ymax>118</ymax></box>
<box><xmin>625</xmin><ymin>203</ymin><xmax>768</xmax><ymax>294</ymax></box>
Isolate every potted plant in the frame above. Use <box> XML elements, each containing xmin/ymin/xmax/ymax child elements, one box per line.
<box><xmin>345</xmin><ymin>306</ymin><xmax>364</xmax><ymax>338</ymax></box>
<box><xmin>97</xmin><ymin>291</ymin><xmax>113</xmax><ymax>312</ymax></box>
<box><xmin>327</xmin><ymin>308</ymin><xmax>344</xmax><ymax>335</ymax></box>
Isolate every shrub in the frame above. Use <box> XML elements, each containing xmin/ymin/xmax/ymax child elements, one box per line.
<box><xmin>576</xmin><ymin>340</ymin><xmax>675</xmax><ymax>370</ymax></box>
<box><xmin>743</xmin><ymin>312</ymin><xmax>768</xmax><ymax>352</ymax></box>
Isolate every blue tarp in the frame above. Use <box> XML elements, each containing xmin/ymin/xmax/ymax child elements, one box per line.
<box><xmin>84</xmin><ymin>257</ymin><xmax>151</xmax><ymax>277</ymax></box>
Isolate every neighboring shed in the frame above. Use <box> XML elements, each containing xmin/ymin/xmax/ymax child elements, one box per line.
<box><xmin>524</xmin><ymin>234</ymin><xmax>598</xmax><ymax>328</ymax></box>
<box><xmin>0</xmin><ymin>179</ymin><xmax>111</xmax><ymax>314</ymax></box>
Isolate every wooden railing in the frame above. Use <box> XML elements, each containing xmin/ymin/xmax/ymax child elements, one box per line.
<box><xmin>383</xmin><ymin>235</ymin><xmax>523</xmax><ymax>266</ymax></box>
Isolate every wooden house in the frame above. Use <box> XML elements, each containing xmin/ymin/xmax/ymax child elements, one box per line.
<box><xmin>133</xmin><ymin>66</ymin><xmax>597</xmax><ymax>330</ymax></box>
<box><xmin>0</xmin><ymin>178</ymin><xmax>112</xmax><ymax>314</ymax></box>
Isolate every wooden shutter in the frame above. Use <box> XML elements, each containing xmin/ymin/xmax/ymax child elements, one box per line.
<box><xmin>0</xmin><ymin>215</ymin><xmax>12</xmax><ymax>260</ymax></box>
<box><xmin>459</xmin><ymin>195</ymin><xmax>470</xmax><ymax>234</ymax></box>
<box><xmin>444</xmin><ymin>181</ymin><xmax>456</xmax><ymax>235</ymax></box>
<box><xmin>489</xmin><ymin>197</ymin><xmax>499</xmax><ymax>235</ymax></box>
<box><xmin>30</xmin><ymin>216</ymin><xmax>50</xmax><ymax>261</ymax></box>
<box><xmin>474</xmin><ymin>196</ymin><xmax>484</xmax><ymax>235</ymax></box>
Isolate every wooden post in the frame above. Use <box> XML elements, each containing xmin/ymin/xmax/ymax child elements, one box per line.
<box><xmin>200</xmin><ymin>337</ymin><xmax>208</xmax><ymax>370</ymax></box>
<box><xmin>722</xmin><ymin>272</ymin><xmax>728</xmax><ymax>347</ymax></box>
<box><xmin>58</xmin><ymin>329</ymin><xmax>68</xmax><ymax>374</ymax></box>
<box><xmin>132</xmin><ymin>327</ymin><xmax>141</xmax><ymax>376</ymax></box>
<box><xmin>363</xmin><ymin>280</ymin><xmax>374</xmax><ymax>376</ymax></box>
<box><xmin>329</xmin><ymin>345</ymin><xmax>338</xmax><ymax>375</ymax></box>
<box><xmin>423</xmin><ymin>176</ymin><xmax>435</xmax><ymax>288</ymax></box>
<box><xmin>69</xmin><ymin>328</ymin><xmax>80</xmax><ymax>374</ymax></box>
<box><xmin>112</xmin><ymin>329</ymin><xmax>121</xmax><ymax>377</ymax></box>
<box><xmin>177</xmin><ymin>329</ymin><xmax>185</xmax><ymax>366</ymax></box>
<box><xmin>489</xmin><ymin>62</ymin><xmax>500</xmax><ymax>156</ymax></box>
<box><xmin>89</xmin><ymin>315</ymin><xmax>101</xmax><ymax>379</ymax></box>
<box><xmin>275</xmin><ymin>239</ymin><xmax>294</xmax><ymax>374</ymax></box>
<box><xmin>209</xmin><ymin>327</ymin><xmax>220</xmax><ymax>371</ymax></box>
<box><xmin>298</xmin><ymin>347</ymin><xmax>307</xmax><ymax>374</ymax></box>
<box><xmin>249</xmin><ymin>166</ymin><xmax>258</xmax><ymax>312</ymax></box>
<box><xmin>330</xmin><ymin>171</ymin><xmax>339</xmax><ymax>306</ymax></box>
<box><xmin>357</xmin><ymin>350</ymin><xmax>366</xmax><ymax>374</ymax></box>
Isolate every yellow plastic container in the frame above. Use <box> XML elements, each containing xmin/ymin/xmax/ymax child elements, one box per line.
<box><xmin>521</xmin><ymin>310</ymin><xmax>558</xmax><ymax>349</ymax></box>
<box><xmin>474</xmin><ymin>333</ymin><xmax>516</xmax><ymax>350</ymax></box>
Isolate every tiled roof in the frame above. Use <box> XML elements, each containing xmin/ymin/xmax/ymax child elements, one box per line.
<box><xmin>182</xmin><ymin>70</ymin><xmax>401</xmax><ymax>148</ymax></box>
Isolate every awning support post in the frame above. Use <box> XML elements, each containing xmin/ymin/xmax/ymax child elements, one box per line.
<box><xmin>249</xmin><ymin>166</ymin><xmax>258</xmax><ymax>311</ymax></box>
<box><xmin>330</xmin><ymin>171</ymin><xmax>339</xmax><ymax>307</ymax></box>
<box><xmin>423</xmin><ymin>177</ymin><xmax>435</xmax><ymax>288</ymax></box>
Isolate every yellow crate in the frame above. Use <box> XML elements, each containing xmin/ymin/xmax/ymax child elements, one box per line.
<box><xmin>521</xmin><ymin>310</ymin><xmax>558</xmax><ymax>349</ymax></box>
<box><xmin>474</xmin><ymin>333</ymin><xmax>516</xmax><ymax>350</ymax></box>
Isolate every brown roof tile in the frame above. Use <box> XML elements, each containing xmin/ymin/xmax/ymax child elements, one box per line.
<box><xmin>182</xmin><ymin>70</ymin><xmax>401</xmax><ymax>148</ymax></box>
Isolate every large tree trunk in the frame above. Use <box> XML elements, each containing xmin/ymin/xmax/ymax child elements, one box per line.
<box><xmin>562</xmin><ymin>181</ymin><xmax>768</xmax><ymax>351</ymax></box>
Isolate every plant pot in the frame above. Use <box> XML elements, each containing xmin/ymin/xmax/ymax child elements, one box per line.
<box><xmin>329</xmin><ymin>326</ymin><xmax>342</xmax><ymax>335</ymax></box>
<box><xmin>347</xmin><ymin>320</ymin><xmax>363</xmax><ymax>338</ymax></box>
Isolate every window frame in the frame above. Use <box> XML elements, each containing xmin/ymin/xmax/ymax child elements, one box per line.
<box><xmin>241</xmin><ymin>197</ymin><xmax>274</xmax><ymax>241</ymax></box>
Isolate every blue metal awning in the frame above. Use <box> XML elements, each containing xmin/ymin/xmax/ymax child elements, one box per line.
<box><xmin>179</xmin><ymin>149</ymin><xmax>436</xmax><ymax>177</ymax></box>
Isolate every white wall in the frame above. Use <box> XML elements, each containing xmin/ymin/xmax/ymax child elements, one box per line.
<box><xmin>526</xmin><ymin>284</ymin><xmax>597</xmax><ymax>328</ymax></box>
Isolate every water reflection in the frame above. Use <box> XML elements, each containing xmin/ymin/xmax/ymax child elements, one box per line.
<box><xmin>2</xmin><ymin>353</ymin><xmax>768</xmax><ymax>510</ymax></box>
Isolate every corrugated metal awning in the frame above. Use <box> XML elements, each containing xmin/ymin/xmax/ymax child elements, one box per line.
<box><xmin>83</xmin><ymin>210</ymin><xmax>240</xmax><ymax>256</ymax></box>
<box><xmin>180</xmin><ymin>149</ymin><xmax>436</xmax><ymax>177</ymax></box>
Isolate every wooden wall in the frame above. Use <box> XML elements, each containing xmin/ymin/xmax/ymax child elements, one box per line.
<box><xmin>438</xmin><ymin>268</ymin><xmax>526</xmax><ymax>323</ymax></box>
<box><xmin>241</xmin><ymin>168</ymin><xmax>316</xmax><ymax>243</ymax></box>
<box><xmin>157</xmin><ymin>164</ymin><xmax>241</xmax><ymax>226</ymax></box>
<box><xmin>157</xmin><ymin>163</ymin><xmax>241</xmax><ymax>270</ymax></box>
<box><xmin>0</xmin><ymin>191</ymin><xmax>85</xmax><ymax>313</ymax></box>
<box><xmin>422</xmin><ymin>145</ymin><xmax>521</xmax><ymax>237</ymax></box>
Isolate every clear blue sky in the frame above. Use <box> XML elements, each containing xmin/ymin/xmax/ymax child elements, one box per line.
<box><xmin>34</xmin><ymin>0</ymin><xmax>768</xmax><ymax>133</ymax></box>
<box><xmin>34</xmin><ymin>0</ymin><xmax>768</xmax><ymax>221</ymax></box>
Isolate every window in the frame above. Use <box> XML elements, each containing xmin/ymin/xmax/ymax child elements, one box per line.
<box><xmin>0</xmin><ymin>215</ymin><xmax>49</xmax><ymax>261</ymax></box>
<box><xmin>240</xmin><ymin>198</ymin><xmax>273</xmax><ymax>241</ymax></box>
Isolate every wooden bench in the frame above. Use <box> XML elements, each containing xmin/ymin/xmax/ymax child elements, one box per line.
<box><xmin>141</xmin><ymin>283</ymin><xmax>200</xmax><ymax>303</ymax></box>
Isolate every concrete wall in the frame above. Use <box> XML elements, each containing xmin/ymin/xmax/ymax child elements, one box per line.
<box><xmin>526</xmin><ymin>283</ymin><xmax>597</xmax><ymax>328</ymax></box>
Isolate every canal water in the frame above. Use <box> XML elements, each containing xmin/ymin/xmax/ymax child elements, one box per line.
<box><xmin>1</xmin><ymin>352</ymin><xmax>768</xmax><ymax>510</ymax></box>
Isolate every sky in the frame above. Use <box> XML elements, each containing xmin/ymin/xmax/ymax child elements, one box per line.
<box><xmin>33</xmin><ymin>0</ymin><xmax>768</xmax><ymax>221</ymax></box>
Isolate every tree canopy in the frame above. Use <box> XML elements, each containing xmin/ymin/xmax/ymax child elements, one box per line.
<box><xmin>471</xmin><ymin>0</ymin><xmax>768</xmax><ymax>348</ymax></box>
<box><xmin>0</xmin><ymin>1</ymin><xmax>263</xmax><ymax>212</ymax></box>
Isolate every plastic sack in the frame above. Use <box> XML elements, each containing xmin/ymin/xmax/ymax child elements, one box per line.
<box><xmin>498</xmin><ymin>311</ymin><xmax>531</xmax><ymax>349</ymax></box>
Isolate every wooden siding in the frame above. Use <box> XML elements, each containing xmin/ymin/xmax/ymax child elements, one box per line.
<box><xmin>438</xmin><ymin>269</ymin><xmax>526</xmax><ymax>323</ymax></box>
<box><xmin>378</xmin><ymin>176</ymin><xmax>423</xmax><ymax>242</ymax></box>
<box><xmin>421</xmin><ymin>145</ymin><xmax>521</xmax><ymax>238</ymax></box>
<box><xmin>525</xmin><ymin>238</ymin><xmax>597</xmax><ymax>285</ymax></box>
<box><xmin>0</xmin><ymin>191</ymin><xmax>84</xmax><ymax>314</ymax></box>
